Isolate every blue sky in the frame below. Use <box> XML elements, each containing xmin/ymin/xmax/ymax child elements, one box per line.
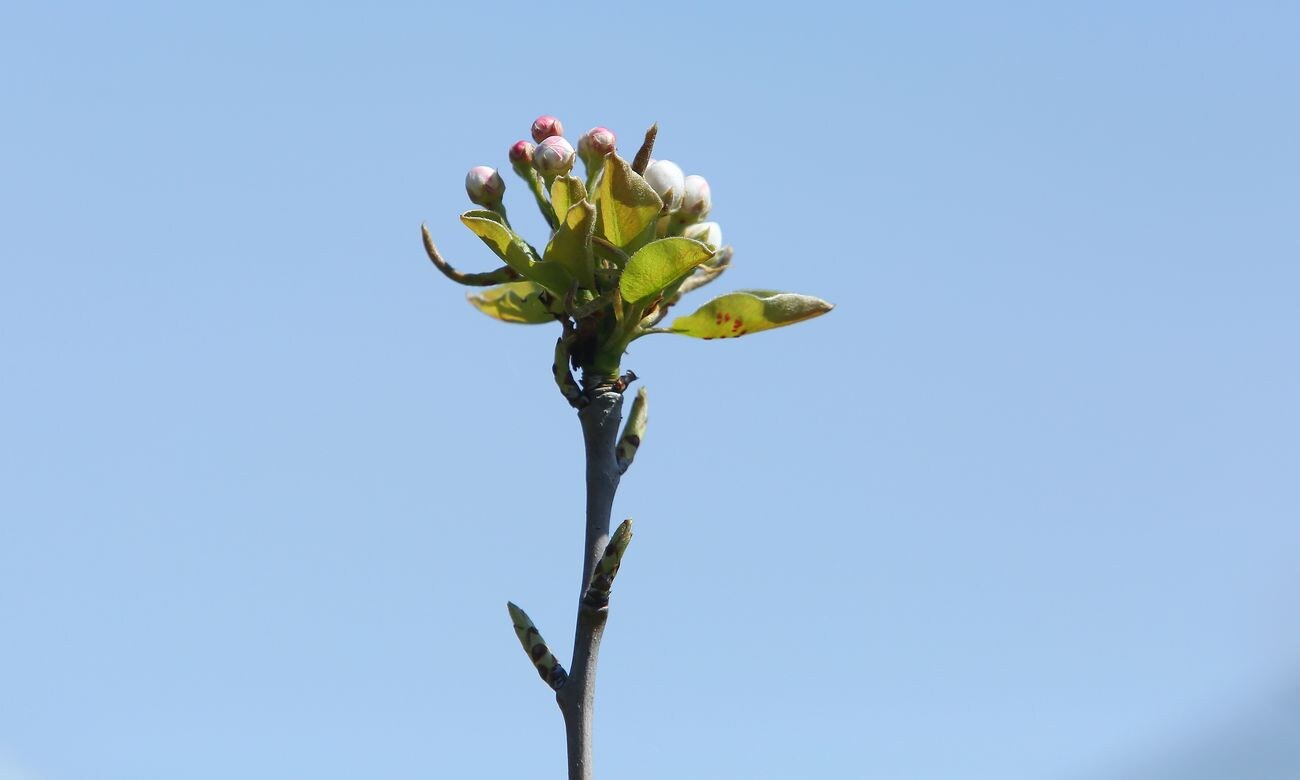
<box><xmin>2</xmin><ymin>2</ymin><xmax>1298</xmax><ymax>778</ymax></box>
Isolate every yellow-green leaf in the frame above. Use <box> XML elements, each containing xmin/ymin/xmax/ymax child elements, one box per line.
<box><xmin>619</xmin><ymin>237</ymin><xmax>713</xmax><ymax>306</ymax></box>
<box><xmin>543</xmin><ymin>200</ymin><xmax>596</xmax><ymax>289</ymax></box>
<box><xmin>466</xmin><ymin>281</ymin><xmax>554</xmax><ymax>324</ymax></box>
<box><xmin>550</xmin><ymin>175</ymin><xmax>586</xmax><ymax>224</ymax></box>
<box><xmin>668</xmin><ymin>290</ymin><xmax>834</xmax><ymax>339</ymax></box>
<box><xmin>596</xmin><ymin>154</ymin><xmax>662</xmax><ymax>249</ymax></box>
<box><xmin>460</xmin><ymin>211</ymin><xmax>572</xmax><ymax>295</ymax></box>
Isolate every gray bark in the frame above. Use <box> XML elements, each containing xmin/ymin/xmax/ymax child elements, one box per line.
<box><xmin>557</xmin><ymin>387</ymin><xmax>624</xmax><ymax>780</ymax></box>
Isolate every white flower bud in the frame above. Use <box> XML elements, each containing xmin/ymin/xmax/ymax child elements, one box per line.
<box><xmin>680</xmin><ymin>174</ymin><xmax>711</xmax><ymax>221</ymax></box>
<box><xmin>533</xmin><ymin>136</ymin><xmax>576</xmax><ymax>177</ymax></box>
<box><xmin>683</xmin><ymin>221</ymin><xmax>722</xmax><ymax>250</ymax></box>
<box><xmin>465</xmin><ymin>165</ymin><xmax>505</xmax><ymax>206</ymax></box>
<box><xmin>644</xmin><ymin>159</ymin><xmax>685</xmax><ymax>211</ymax></box>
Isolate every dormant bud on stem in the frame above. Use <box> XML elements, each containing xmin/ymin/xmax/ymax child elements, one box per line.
<box><xmin>530</xmin><ymin>115</ymin><xmax>565</xmax><ymax>143</ymax></box>
<box><xmin>681</xmin><ymin>174</ymin><xmax>712</xmax><ymax>221</ymax></box>
<box><xmin>465</xmin><ymin>165</ymin><xmax>506</xmax><ymax>207</ymax></box>
<box><xmin>644</xmin><ymin>159</ymin><xmax>685</xmax><ymax>212</ymax></box>
<box><xmin>534</xmin><ymin>136</ymin><xmax>576</xmax><ymax>177</ymax></box>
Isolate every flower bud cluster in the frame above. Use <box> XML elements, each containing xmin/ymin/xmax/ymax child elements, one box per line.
<box><xmin>464</xmin><ymin>115</ymin><xmax>720</xmax><ymax>251</ymax></box>
<box><xmin>646</xmin><ymin>160</ymin><xmax>713</xmax><ymax>223</ymax></box>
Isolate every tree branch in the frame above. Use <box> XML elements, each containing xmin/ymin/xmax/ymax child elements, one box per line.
<box><xmin>556</xmin><ymin>385</ymin><xmax>625</xmax><ymax>780</ymax></box>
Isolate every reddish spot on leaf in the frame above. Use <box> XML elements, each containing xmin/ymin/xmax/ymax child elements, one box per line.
<box><xmin>723</xmin><ymin>313</ymin><xmax>731</xmax><ymax>321</ymax></box>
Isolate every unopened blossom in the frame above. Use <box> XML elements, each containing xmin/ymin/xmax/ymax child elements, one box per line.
<box><xmin>578</xmin><ymin>126</ymin><xmax>617</xmax><ymax>166</ymax></box>
<box><xmin>465</xmin><ymin>165</ymin><xmax>506</xmax><ymax>206</ymax></box>
<box><xmin>644</xmin><ymin>159</ymin><xmax>685</xmax><ymax>211</ymax></box>
<box><xmin>509</xmin><ymin>140</ymin><xmax>534</xmax><ymax>166</ymax></box>
<box><xmin>680</xmin><ymin>174</ymin><xmax>711</xmax><ymax>221</ymax></box>
<box><xmin>508</xmin><ymin>140</ymin><xmax>536</xmax><ymax>180</ymax></box>
<box><xmin>683</xmin><ymin>220</ymin><xmax>722</xmax><ymax>250</ymax></box>
<box><xmin>530</xmin><ymin>115</ymin><xmax>564</xmax><ymax>143</ymax></box>
<box><xmin>533</xmin><ymin>136</ymin><xmax>576</xmax><ymax>177</ymax></box>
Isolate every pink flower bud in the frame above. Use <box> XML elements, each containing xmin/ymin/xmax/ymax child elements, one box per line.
<box><xmin>465</xmin><ymin>165</ymin><xmax>506</xmax><ymax>206</ymax></box>
<box><xmin>644</xmin><ymin>160</ymin><xmax>685</xmax><ymax>211</ymax></box>
<box><xmin>578</xmin><ymin>126</ymin><xmax>617</xmax><ymax>161</ymax></box>
<box><xmin>531</xmin><ymin>115</ymin><xmax>565</xmax><ymax>143</ymax></box>
<box><xmin>681</xmin><ymin>174</ymin><xmax>712</xmax><ymax>220</ymax></box>
<box><xmin>683</xmin><ymin>221</ymin><xmax>722</xmax><ymax>250</ymax></box>
<box><xmin>533</xmin><ymin>136</ymin><xmax>576</xmax><ymax>177</ymax></box>
<box><xmin>508</xmin><ymin>140</ymin><xmax>534</xmax><ymax>166</ymax></box>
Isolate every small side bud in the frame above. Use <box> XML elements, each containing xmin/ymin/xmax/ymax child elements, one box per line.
<box><xmin>681</xmin><ymin>174</ymin><xmax>712</xmax><ymax>221</ymax></box>
<box><xmin>578</xmin><ymin>126</ymin><xmax>617</xmax><ymax>166</ymax></box>
<box><xmin>616</xmin><ymin>387</ymin><xmax>648</xmax><ymax>474</ymax></box>
<box><xmin>465</xmin><ymin>165</ymin><xmax>505</xmax><ymax>207</ymax></box>
<box><xmin>534</xmin><ymin>136</ymin><xmax>576</xmax><ymax>177</ymax></box>
<box><xmin>644</xmin><ymin>159</ymin><xmax>685</xmax><ymax>212</ymax></box>
<box><xmin>683</xmin><ymin>221</ymin><xmax>722</xmax><ymax>250</ymax></box>
<box><xmin>583</xmin><ymin>519</ymin><xmax>634</xmax><ymax>610</ymax></box>
<box><xmin>531</xmin><ymin>115</ymin><xmax>564</xmax><ymax>143</ymax></box>
<box><xmin>508</xmin><ymin>140</ymin><xmax>534</xmax><ymax>171</ymax></box>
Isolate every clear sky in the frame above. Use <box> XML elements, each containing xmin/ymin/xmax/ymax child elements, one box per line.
<box><xmin>2</xmin><ymin>2</ymin><xmax>1298</xmax><ymax>778</ymax></box>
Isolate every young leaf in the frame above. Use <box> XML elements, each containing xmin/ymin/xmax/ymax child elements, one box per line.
<box><xmin>550</xmin><ymin>175</ymin><xmax>587</xmax><ymax>223</ymax></box>
<box><xmin>466</xmin><ymin>281</ymin><xmax>555</xmax><ymax>324</ymax></box>
<box><xmin>619</xmin><ymin>237</ymin><xmax>714</xmax><ymax>306</ymax></box>
<box><xmin>668</xmin><ymin>290</ymin><xmax>834</xmax><ymax>339</ymax></box>
<box><xmin>596</xmin><ymin>154</ymin><xmax>662</xmax><ymax>249</ymax></box>
<box><xmin>460</xmin><ymin>211</ymin><xmax>573</xmax><ymax>295</ymax></box>
<box><xmin>461</xmin><ymin>208</ymin><xmax>507</xmax><ymax>225</ymax></box>
<box><xmin>543</xmin><ymin>200</ymin><xmax>596</xmax><ymax>289</ymax></box>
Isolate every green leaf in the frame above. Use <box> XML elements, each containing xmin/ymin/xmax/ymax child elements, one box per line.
<box><xmin>462</xmin><ymin>208</ymin><xmax>506</xmax><ymax>225</ymax></box>
<box><xmin>550</xmin><ymin>175</ymin><xmax>586</xmax><ymax>223</ymax></box>
<box><xmin>595</xmin><ymin>154</ymin><xmax>662</xmax><ymax>249</ymax></box>
<box><xmin>543</xmin><ymin>200</ymin><xmax>596</xmax><ymax>289</ymax></box>
<box><xmin>466</xmin><ymin>281</ymin><xmax>554</xmax><ymax>324</ymax></box>
<box><xmin>668</xmin><ymin>290</ymin><xmax>834</xmax><ymax>339</ymax></box>
<box><xmin>619</xmin><ymin>237</ymin><xmax>714</xmax><ymax>306</ymax></box>
<box><xmin>460</xmin><ymin>211</ymin><xmax>572</xmax><ymax>295</ymax></box>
